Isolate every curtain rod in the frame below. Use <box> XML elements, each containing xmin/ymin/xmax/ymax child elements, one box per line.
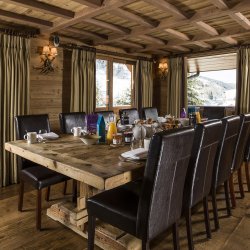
<box><xmin>60</xmin><ymin>43</ymin><xmax>152</xmax><ymax>61</ymax></box>
<box><xmin>0</xmin><ymin>28</ymin><xmax>38</xmax><ymax>38</ymax></box>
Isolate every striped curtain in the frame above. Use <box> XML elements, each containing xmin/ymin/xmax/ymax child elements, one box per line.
<box><xmin>236</xmin><ymin>47</ymin><xmax>250</xmax><ymax>114</ymax></box>
<box><xmin>70</xmin><ymin>48</ymin><xmax>96</xmax><ymax>114</ymax></box>
<box><xmin>0</xmin><ymin>34</ymin><xmax>30</xmax><ymax>187</ymax></box>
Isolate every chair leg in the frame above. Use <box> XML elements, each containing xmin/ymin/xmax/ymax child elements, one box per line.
<box><xmin>229</xmin><ymin>174</ymin><xmax>236</xmax><ymax>208</ymax></box>
<box><xmin>45</xmin><ymin>186</ymin><xmax>50</xmax><ymax>202</ymax></box>
<box><xmin>72</xmin><ymin>180</ymin><xmax>77</xmax><ymax>203</ymax></box>
<box><xmin>224</xmin><ymin>181</ymin><xmax>231</xmax><ymax>216</ymax></box>
<box><xmin>245</xmin><ymin>161</ymin><xmax>250</xmax><ymax>192</ymax></box>
<box><xmin>211</xmin><ymin>189</ymin><xmax>219</xmax><ymax>230</ymax></box>
<box><xmin>172</xmin><ymin>222</ymin><xmax>180</xmax><ymax>250</ymax></box>
<box><xmin>142</xmin><ymin>239</ymin><xmax>150</xmax><ymax>250</ymax></box>
<box><xmin>185</xmin><ymin>208</ymin><xmax>194</xmax><ymax>250</ymax></box>
<box><xmin>36</xmin><ymin>189</ymin><xmax>42</xmax><ymax>231</ymax></box>
<box><xmin>203</xmin><ymin>196</ymin><xmax>211</xmax><ymax>239</ymax></box>
<box><xmin>88</xmin><ymin>214</ymin><xmax>96</xmax><ymax>250</ymax></box>
<box><xmin>238</xmin><ymin>166</ymin><xmax>245</xmax><ymax>198</ymax></box>
<box><xmin>18</xmin><ymin>180</ymin><xmax>24</xmax><ymax>212</ymax></box>
<box><xmin>63</xmin><ymin>180</ymin><xmax>67</xmax><ymax>195</ymax></box>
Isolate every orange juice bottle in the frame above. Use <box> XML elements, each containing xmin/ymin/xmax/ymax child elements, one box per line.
<box><xmin>196</xmin><ymin>111</ymin><xmax>201</xmax><ymax>123</ymax></box>
<box><xmin>107</xmin><ymin>121</ymin><xmax>117</xmax><ymax>144</ymax></box>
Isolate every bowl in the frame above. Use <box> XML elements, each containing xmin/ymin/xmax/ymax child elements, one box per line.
<box><xmin>178</xmin><ymin>118</ymin><xmax>189</xmax><ymax>127</ymax></box>
<box><xmin>80</xmin><ymin>135</ymin><xmax>101</xmax><ymax>145</ymax></box>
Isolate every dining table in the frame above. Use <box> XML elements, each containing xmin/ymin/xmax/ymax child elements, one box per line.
<box><xmin>5</xmin><ymin>135</ymin><xmax>145</xmax><ymax>250</ymax></box>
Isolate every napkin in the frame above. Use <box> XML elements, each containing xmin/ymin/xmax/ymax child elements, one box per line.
<box><xmin>121</xmin><ymin>148</ymin><xmax>148</xmax><ymax>160</ymax></box>
<box><xmin>38</xmin><ymin>132</ymin><xmax>59</xmax><ymax>140</ymax></box>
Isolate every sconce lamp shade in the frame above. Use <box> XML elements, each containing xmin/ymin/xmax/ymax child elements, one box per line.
<box><xmin>50</xmin><ymin>47</ymin><xmax>58</xmax><ymax>56</ymax></box>
<box><xmin>42</xmin><ymin>45</ymin><xmax>50</xmax><ymax>55</ymax></box>
<box><xmin>158</xmin><ymin>62</ymin><xmax>168</xmax><ymax>70</ymax></box>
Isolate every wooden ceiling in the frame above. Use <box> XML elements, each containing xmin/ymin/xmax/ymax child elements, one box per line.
<box><xmin>1</xmin><ymin>0</ymin><xmax>250</xmax><ymax>56</ymax></box>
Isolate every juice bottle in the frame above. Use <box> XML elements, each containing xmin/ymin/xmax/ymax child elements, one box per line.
<box><xmin>107</xmin><ymin>121</ymin><xmax>117</xmax><ymax>144</ymax></box>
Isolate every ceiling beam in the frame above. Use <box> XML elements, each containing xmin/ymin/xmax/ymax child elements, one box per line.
<box><xmin>164</xmin><ymin>28</ymin><xmax>190</xmax><ymax>40</ymax></box>
<box><xmin>208</xmin><ymin>0</ymin><xmax>229</xmax><ymax>10</ymax></box>
<box><xmin>143</xmin><ymin>0</ymin><xmax>188</xmax><ymax>19</ymax></box>
<box><xmin>71</xmin><ymin>0</ymin><xmax>103</xmax><ymax>8</ymax></box>
<box><xmin>193</xmin><ymin>41</ymin><xmax>213</xmax><ymax>49</ymax></box>
<box><xmin>169</xmin><ymin>45</ymin><xmax>190</xmax><ymax>52</ymax></box>
<box><xmin>139</xmin><ymin>34</ymin><xmax>166</xmax><ymax>45</ymax></box>
<box><xmin>194</xmin><ymin>21</ymin><xmax>219</xmax><ymax>36</ymax></box>
<box><xmin>66</xmin><ymin>27</ymin><xmax>108</xmax><ymax>40</ymax></box>
<box><xmin>4</xmin><ymin>0</ymin><xmax>75</xmax><ymax>19</ymax></box>
<box><xmin>229</xmin><ymin>12</ymin><xmax>250</xmax><ymax>30</ymax></box>
<box><xmin>117</xmin><ymin>40</ymin><xmax>145</xmax><ymax>49</ymax></box>
<box><xmin>0</xmin><ymin>9</ymin><xmax>53</xmax><ymax>27</ymax></box>
<box><xmin>220</xmin><ymin>36</ymin><xmax>238</xmax><ymax>45</ymax></box>
<box><xmin>84</xmin><ymin>18</ymin><xmax>130</xmax><ymax>34</ymax></box>
<box><xmin>112</xmin><ymin>8</ymin><xmax>158</xmax><ymax>28</ymax></box>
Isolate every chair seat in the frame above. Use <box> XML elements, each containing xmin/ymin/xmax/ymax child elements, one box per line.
<box><xmin>87</xmin><ymin>181</ymin><xmax>141</xmax><ymax>236</ymax></box>
<box><xmin>20</xmin><ymin>166</ymin><xmax>70</xmax><ymax>190</ymax></box>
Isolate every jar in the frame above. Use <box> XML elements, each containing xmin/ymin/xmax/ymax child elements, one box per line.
<box><xmin>124</xmin><ymin>131</ymin><xmax>133</xmax><ymax>143</ymax></box>
<box><xmin>113</xmin><ymin>133</ymin><xmax>122</xmax><ymax>145</ymax></box>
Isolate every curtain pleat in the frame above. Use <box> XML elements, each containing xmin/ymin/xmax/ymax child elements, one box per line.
<box><xmin>70</xmin><ymin>49</ymin><xmax>96</xmax><ymax>113</ymax></box>
<box><xmin>0</xmin><ymin>34</ymin><xmax>30</xmax><ymax>187</ymax></box>
<box><xmin>166</xmin><ymin>57</ymin><xmax>187</xmax><ymax>117</ymax></box>
<box><xmin>236</xmin><ymin>47</ymin><xmax>250</xmax><ymax>114</ymax></box>
<box><xmin>134</xmin><ymin>59</ymin><xmax>153</xmax><ymax>111</ymax></box>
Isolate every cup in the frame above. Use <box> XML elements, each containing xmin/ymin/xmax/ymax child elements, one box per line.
<box><xmin>71</xmin><ymin>127</ymin><xmax>82</xmax><ymax>137</ymax></box>
<box><xmin>24</xmin><ymin>132</ymin><xmax>38</xmax><ymax>144</ymax></box>
<box><xmin>144</xmin><ymin>138</ymin><xmax>151</xmax><ymax>151</ymax></box>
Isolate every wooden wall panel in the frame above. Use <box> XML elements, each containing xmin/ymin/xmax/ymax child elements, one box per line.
<box><xmin>30</xmin><ymin>38</ymin><xmax>64</xmax><ymax>132</ymax></box>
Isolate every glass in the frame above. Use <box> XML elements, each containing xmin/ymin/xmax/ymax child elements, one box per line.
<box><xmin>96</xmin><ymin>59</ymin><xmax>108</xmax><ymax>108</ymax></box>
<box><xmin>113</xmin><ymin>62</ymin><xmax>133</xmax><ymax>107</ymax></box>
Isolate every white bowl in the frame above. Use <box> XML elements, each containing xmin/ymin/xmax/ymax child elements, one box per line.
<box><xmin>80</xmin><ymin>135</ymin><xmax>101</xmax><ymax>145</ymax></box>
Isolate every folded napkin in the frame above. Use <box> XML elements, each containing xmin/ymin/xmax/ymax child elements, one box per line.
<box><xmin>121</xmin><ymin>148</ymin><xmax>148</xmax><ymax>160</ymax></box>
<box><xmin>38</xmin><ymin>132</ymin><xmax>59</xmax><ymax>140</ymax></box>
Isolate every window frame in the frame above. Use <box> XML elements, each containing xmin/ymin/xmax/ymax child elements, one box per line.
<box><xmin>95</xmin><ymin>55</ymin><xmax>136</xmax><ymax>113</ymax></box>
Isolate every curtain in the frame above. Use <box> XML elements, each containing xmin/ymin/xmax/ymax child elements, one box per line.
<box><xmin>236</xmin><ymin>47</ymin><xmax>250</xmax><ymax>114</ymax></box>
<box><xmin>0</xmin><ymin>34</ymin><xmax>30</xmax><ymax>187</ymax></box>
<box><xmin>70</xmin><ymin>49</ymin><xmax>96</xmax><ymax>113</ymax></box>
<box><xmin>166</xmin><ymin>56</ymin><xmax>187</xmax><ymax>117</ymax></box>
<box><xmin>135</xmin><ymin>59</ymin><xmax>153</xmax><ymax>111</ymax></box>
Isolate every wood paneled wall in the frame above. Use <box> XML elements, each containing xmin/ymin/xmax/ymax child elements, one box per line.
<box><xmin>30</xmin><ymin>38</ymin><xmax>64</xmax><ymax>131</ymax></box>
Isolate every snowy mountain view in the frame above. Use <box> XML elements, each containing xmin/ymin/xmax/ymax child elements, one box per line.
<box><xmin>187</xmin><ymin>69</ymin><xmax>236</xmax><ymax>106</ymax></box>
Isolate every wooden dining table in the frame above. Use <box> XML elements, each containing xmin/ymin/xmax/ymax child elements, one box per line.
<box><xmin>5</xmin><ymin>135</ymin><xmax>145</xmax><ymax>249</ymax></box>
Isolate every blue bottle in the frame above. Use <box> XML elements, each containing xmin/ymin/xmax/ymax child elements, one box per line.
<box><xmin>97</xmin><ymin>115</ymin><xmax>106</xmax><ymax>143</ymax></box>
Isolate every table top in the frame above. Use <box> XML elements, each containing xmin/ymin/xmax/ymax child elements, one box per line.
<box><xmin>5</xmin><ymin>135</ymin><xmax>145</xmax><ymax>190</ymax></box>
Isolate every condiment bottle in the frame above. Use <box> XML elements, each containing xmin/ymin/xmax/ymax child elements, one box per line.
<box><xmin>107</xmin><ymin>121</ymin><xmax>117</xmax><ymax>144</ymax></box>
<box><xmin>97</xmin><ymin>115</ymin><xmax>106</xmax><ymax>143</ymax></box>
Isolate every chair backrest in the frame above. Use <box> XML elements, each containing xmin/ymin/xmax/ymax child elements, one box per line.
<box><xmin>232</xmin><ymin>113</ymin><xmax>250</xmax><ymax>171</ymax></box>
<box><xmin>137</xmin><ymin>127</ymin><xmax>195</xmax><ymax>241</ymax></box>
<box><xmin>15</xmin><ymin>114</ymin><xmax>51</xmax><ymax>170</ymax></box>
<box><xmin>119</xmin><ymin>108</ymin><xmax>139</xmax><ymax>124</ymax></box>
<box><xmin>245</xmin><ymin>136</ymin><xmax>250</xmax><ymax>162</ymax></box>
<box><xmin>212</xmin><ymin>116</ymin><xmax>241</xmax><ymax>188</ymax></box>
<box><xmin>59</xmin><ymin>112</ymin><xmax>86</xmax><ymax>134</ymax></box>
<box><xmin>141</xmin><ymin>107</ymin><xmax>158</xmax><ymax>121</ymax></box>
<box><xmin>95</xmin><ymin>110</ymin><xmax>114</xmax><ymax>124</ymax></box>
<box><xmin>203</xmin><ymin>106</ymin><xmax>225</xmax><ymax>120</ymax></box>
<box><xmin>15</xmin><ymin>114</ymin><xmax>51</xmax><ymax>139</ymax></box>
<box><xmin>183</xmin><ymin>120</ymin><xmax>222</xmax><ymax>208</ymax></box>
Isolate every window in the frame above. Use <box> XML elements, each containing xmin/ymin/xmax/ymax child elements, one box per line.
<box><xmin>95</xmin><ymin>57</ymin><xmax>135</xmax><ymax>111</ymax></box>
<box><xmin>187</xmin><ymin>53</ymin><xmax>236</xmax><ymax>106</ymax></box>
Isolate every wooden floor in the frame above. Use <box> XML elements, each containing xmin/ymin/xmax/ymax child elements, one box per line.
<box><xmin>0</xmin><ymin>176</ymin><xmax>250</xmax><ymax>250</ymax></box>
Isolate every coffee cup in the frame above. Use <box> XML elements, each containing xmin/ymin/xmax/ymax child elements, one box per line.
<box><xmin>24</xmin><ymin>132</ymin><xmax>38</xmax><ymax>144</ymax></box>
<box><xmin>71</xmin><ymin>127</ymin><xmax>82</xmax><ymax>137</ymax></box>
<box><xmin>144</xmin><ymin>138</ymin><xmax>151</xmax><ymax>150</ymax></box>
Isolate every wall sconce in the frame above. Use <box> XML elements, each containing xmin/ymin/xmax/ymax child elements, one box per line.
<box><xmin>158</xmin><ymin>61</ymin><xmax>168</xmax><ymax>79</ymax></box>
<box><xmin>34</xmin><ymin>45</ymin><xmax>58</xmax><ymax>74</ymax></box>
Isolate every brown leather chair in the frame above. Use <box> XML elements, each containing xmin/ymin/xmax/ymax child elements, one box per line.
<box><xmin>244</xmin><ymin>137</ymin><xmax>250</xmax><ymax>191</ymax></box>
<box><xmin>15</xmin><ymin>114</ymin><xmax>70</xmax><ymax>230</ymax></box>
<box><xmin>142</xmin><ymin>107</ymin><xmax>158</xmax><ymax>121</ymax></box>
<box><xmin>87</xmin><ymin>127</ymin><xmax>195</xmax><ymax>250</ymax></box>
<box><xmin>229</xmin><ymin>113</ymin><xmax>250</xmax><ymax>207</ymax></box>
<box><xmin>119</xmin><ymin>108</ymin><xmax>139</xmax><ymax>124</ymax></box>
<box><xmin>59</xmin><ymin>112</ymin><xmax>86</xmax><ymax>134</ymax></box>
<box><xmin>211</xmin><ymin>116</ymin><xmax>240</xmax><ymax>230</ymax></box>
<box><xmin>182</xmin><ymin>120</ymin><xmax>222</xmax><ymax>250</ymax></box>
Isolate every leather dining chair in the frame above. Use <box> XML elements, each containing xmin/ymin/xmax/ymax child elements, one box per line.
<box><xmin>59</xmin><ymin>112</ymin><xmax>86</xmax><ymax>134</ymax></box>
<box><xmin>141</xmin><ymin>107</ymin><xmax>158</xmax><ymax>121</ymax></box>
<box><xmin>119</xmin><ymin>108</ymin><xmax>139</xmax><ymax>124</ymax></box>
<box><xmin>229</xmin><ymin>113</ymin><xmax>250</xmax><ymax>207</ymax></box>
<box><xmin>15</xmin><ymin>114</ymin><xmax>70</xmax><ymax>230</ymax></box>
<box><xmin>95</xmin><ymin>110</ymin><xmax>114</xmax><ymax>124</ymax></box>
<box><xmin>210</xmin><ymin>116</ymin><xmax>240</xmax><ymax>230</ymax></box>
<box><xmin>182</xmin><ymin>120</ymin><xmax>222</xmax><ymax>250</ymax></box>
<box><xmin>244</xmin><ymin>137</ymin><xmax>250</xmax><ymax>191</ymax></box>
<box><xmin>87</xmin><ymin>127</ymin><xmax>195</xmax><ymax>250</ymax></box>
